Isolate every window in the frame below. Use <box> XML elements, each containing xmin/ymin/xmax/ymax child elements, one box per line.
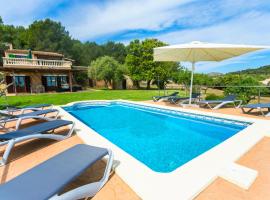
<box><xmin>59</xmin><ymin>76</ymin><xmax>68</xmax><ymax>85</ymax></box>
<box><xmin>15</xmin><ymin>76</ymin><xmax>25</xmax><ymax>87</ymax></box>
<box><xmin>46</xmin><ymin>76</ymin><xmax>57</xmax><ymax>87</ymax></box>
<box><xmin>59</xmin><ymin>76</ymin><xmax>69</xmax><ymax>89</ymax></box>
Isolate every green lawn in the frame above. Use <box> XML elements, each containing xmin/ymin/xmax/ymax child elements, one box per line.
<box><xmin>0</xmin><ymin>89</ymin><xmax>184</xmax><ymax>107</ymax></box>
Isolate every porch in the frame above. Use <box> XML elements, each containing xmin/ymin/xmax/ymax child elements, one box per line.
<box><xmin>4</xmin><ymin>71</ymin><xmax>73</xmax><ymax>94</ymax></box>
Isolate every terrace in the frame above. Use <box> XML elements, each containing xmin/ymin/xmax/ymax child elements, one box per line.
<box><xmin>1</xmin><ymin>101</ymin><xmax>269</xmax><ymax>200</ymax></box>
<box><xmin>2</xmin><ymin>57</ymin><xmax>72</xmax><ymax>70</ymax></box>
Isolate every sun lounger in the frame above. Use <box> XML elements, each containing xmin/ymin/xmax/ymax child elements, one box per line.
<box><xmin>168</xmin><ymin>93</ymin><xmax>200</xmax><ymax>104</ymax></box>
<box><xmin>241</xmin><ymin>103</ymin><xmax>270</xmax><ymax>116</ymax></box>
<box><xmin>0</xmin><ymin>144</ymin><xmax>113</xmax><ymax>200</ymax></box>
<box><xmin>0</xmin><ymin>109</ymin><xmax>59</xmax><ymax>130</ymax></box>
<box><xmin>198</xmin><ymin>95</ymin><xmax>242</xmax><ymax>109</ymax></box>
<box><xmin>152</xmin><ymin>92</ymin><xmax>179</xmax><ymax>102</ymax></box>
<box><xmin>22</xmin><ymin>103</ymin><xmax>52</xmax><ymax>109</ymax></box>
<box><xmin>2</xmin><ymin>104</ymin><xmax>52</xmax><ymax>115</ymax></box>
<box><xmin>0</xmin><ymin>118</ymin><xmax>75</xmax><ymax>165</ymax></box>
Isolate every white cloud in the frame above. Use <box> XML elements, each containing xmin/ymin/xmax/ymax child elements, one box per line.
<box><xmin>156</xmin><ymin>11</ymin><xmax>270</xmax><ymax>45</ymax></box>
<box><xmin>0</xmin><ymin>0</ymin><xmax>65</xmax><ymax>25</ymax></box>
<box><xmin>55</xmin><ymin>0</ymin><xmax>194</xmax><ymax>40</ymax></box>
<box><xmin>1</xmin><ymin>0</ymin><xmax>270</xmax><ymax>46</ymax></box>
<box><xmin>193</xmin><ymin>49</ymin><xmax>270</xmax><ymax>73</ymax></box>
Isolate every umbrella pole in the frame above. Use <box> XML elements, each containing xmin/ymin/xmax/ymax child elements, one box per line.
<box><xmin>189</xmin><ymin>62</ymin><xmax>195</xmax><ymax>105</ymax></box>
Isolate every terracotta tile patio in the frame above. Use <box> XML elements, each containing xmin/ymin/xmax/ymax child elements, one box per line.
<box><xmin>144</xmin><ymin>100</ymin><xmax>270</xmax><ymax>120</ymax></box>
<box><xmin>195</xmin><ymin>137</ymin><xmax>270</xmax><ymax>200</ymax></box>
<box><xmin>0</xmin><ymin>119</ymin><xmax>140</xmax><ymax>200</ymax></box>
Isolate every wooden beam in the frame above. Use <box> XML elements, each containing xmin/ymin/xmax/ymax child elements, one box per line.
<box><xmin>69</xmin><ymin>71</ymin><xmax>73</xmax><ymax>92</ymax></box>
<box><xmin>12</xmin><ymin>71</ymin><xmax>17</xmax><ymax>95</ymax></box>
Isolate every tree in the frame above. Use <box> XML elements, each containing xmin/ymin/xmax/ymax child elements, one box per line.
<box><xmin>25</xmin><ymin>19</ymin><xmax>74</xmax><ymax>57</ymax></box>
<box><xmin>173</xmin><ymin>67</ymin><xmax>213</xmax><ymax>94</ymax></box>
<box><xmin>101</xmin><ymin>41</ymin><xmax>127</xmax><ymax>64</ymax></box>
<box><xmin>141</xmin><ymin>39</ymin><xmax>165</xmax><ymax>89</ymax></box>
<box><xmin>0</xmin><ymin>23</ymin><xmax>26</xmax><ymax>49</ymax></box>
<box><xmin>125</xmin><ymin>39</ymin><xmax>143</xmax><ymax>88</ymax></box>
<box><xmin>88</xmin><ymin>56</ymin><xmax>125</xmax><ymax>89</ymax></box>
<box><xmin>71</xmin><ymin>41</ymin><xmax>103</xmax><ymax>66</ymax></box>
<box><xmin>73</xmin><ymin>71</ymin><xmax>88</xmax><ymax>86</ymax></box>
<box><xmin>0</xmin><ymin>18</ymin><xmax>127</xmax><ymax>68</ymax></box>
<box><xmin>224</xmin><ymin>75</ymin><xmax>261</xmax><ymax>103</ymax></box>
<box><xmin>126</xmin><ymin>38</ymin><xmax>178</xmax><ymax>89</ymax></box>
<box><xmin>153</xmin><ymin>62</ymin><xmax>179</xmax><ymax>89</ymax></box>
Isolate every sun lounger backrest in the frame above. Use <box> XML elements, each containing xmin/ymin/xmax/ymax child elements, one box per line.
<box><xmin>19</xmin><ymin>109</ymin><xmax>58</xmax><ymax>118</ymax></box>
<box><xmin>23</xmin><ymin>104</ymin><xmax>52</xmax><ymax>109</ymax></box>
<box><xmin>22</xmin><ymin>119</ymin><xmax>72</xmax><ymax>133</ymax></box>
<box><xmin>0</xmin><ymin>120</ymin><xmax>73</xmax><ymax>140</ymax></box>
<box><xmin>191</xmin><ymin>93</ymin><xmax>200</xmax><ymax>98</ymax></box>
<box><xmin>170</xmin><ymin>92</ymin><xmax>179</xmax><ymax>96</ymax></box>
<box><xmin>223</xmin><ymin>95</ymin><xmax>236</xmax><ymax>101</ymax></box>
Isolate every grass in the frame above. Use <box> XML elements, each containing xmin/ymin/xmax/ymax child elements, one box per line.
<box><xmin>0</xmin><ymin>89</ymin><xmax>184</xmax><ymax>107</ymax></box>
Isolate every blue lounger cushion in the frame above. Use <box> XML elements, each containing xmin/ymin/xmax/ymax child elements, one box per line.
<box><xmin>4</xmin><ymin>104</ymin><xmax>52</xmax><ymax>111</ymax></box>
<box><xmin>199</xmin><ymin>95</ymin><xmax>237</xmax><ymax>104</ymax></box>
<box><xmin>0</xmin><ymin>119</ymin><xmax>72</xmax><ymax>140</ymax></box>
<box><xmin>0</xmin><ymin>144</ymin><xmax>108</xmax><ymax>200</ymax></box>
<box><xmin>23</xmin><ymin>104</ymin><xmax>52</xmax><ymax>109</ymax></box>
<box><xmin>3</xmin><ymin>109</ymin><xmax>58</xmax><ymax>120</ymax></box>
<box><xmin>17</xmin><ymin>109</ymin><xmax>58</xmax><ymax>118</ymax></box>
<box><xmin>153</xmin><ymin>92</ymin><xmax>179</xmax><ymax>101</ymax></box>
<box><xmin>243</xmin><ymin>103</ymin><xmax>270</xmax><ymax>109</ymax></box>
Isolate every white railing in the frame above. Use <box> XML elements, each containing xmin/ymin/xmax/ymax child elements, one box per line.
<box><xmin>2</xmin><ymin>57</ymin><xmax>72</xmax><ymax>68</ymax></box>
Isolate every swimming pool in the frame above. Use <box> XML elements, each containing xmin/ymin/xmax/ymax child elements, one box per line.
<box><xmin>64</xmin><ymin>101</ymin><xmax>249</xmax><ymax>173</ymax></box>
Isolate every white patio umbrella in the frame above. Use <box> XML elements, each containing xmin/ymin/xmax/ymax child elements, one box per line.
<box><xmin>154</xmin><ymin>41</ymin><xmax>270</xmax><ymax>104</ymax></box>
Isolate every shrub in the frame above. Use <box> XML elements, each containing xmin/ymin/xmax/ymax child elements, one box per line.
<box><xmin>205</xmin><ymin>93</ymin><xmax>224</xmax><ymax>100</ymax></box>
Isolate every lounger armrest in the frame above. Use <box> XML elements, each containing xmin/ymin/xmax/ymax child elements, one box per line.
<box><xmin>235</xmin><ymin>100</ymin><xmax>243</xmax><ymax>108</ymax></box>
<box><xmin>180</xmin><ymin>99</ymin><xmax>190</xmax><ymax>104</ymax></box>
<box><xmin>15</xmin><ymin>116</ymin><xmax>56</xmax><ymax>130</ymax></box>
<box><xmin>3</xmin><ymin>108</ymin><xmax>40</xmax><ymax>115</ymax></box>
<box><xmin>0</xmin><ymin>110</ymin><xmax>7</xmax><ymax>115</ymax></box>
<box><xmin>20</xmin><ymin>108</ymin><xmax>41</xmax><ymax>114</ymax></box>
<box><xmin>50</xmin><ymin>150</ymin><xmax>114</xmax><ymax>200</ymax></box>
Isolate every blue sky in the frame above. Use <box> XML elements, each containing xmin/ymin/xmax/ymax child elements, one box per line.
<box><xmin>1</xmin><ymin>0</ymin><xmax>270</xmax><ymax>73</ymax></box>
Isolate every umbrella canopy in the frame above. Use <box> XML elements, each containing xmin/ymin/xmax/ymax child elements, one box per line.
<box><xmin>154</xmin><ymin>41</ymin><xmax>270</xmax><ymax>104</ymax></box>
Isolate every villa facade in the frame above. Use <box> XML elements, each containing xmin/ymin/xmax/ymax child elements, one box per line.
<box><xmin>0</xmin><ymin>48</ymin><xmax>74</xmax><ymax>94</ymax></box>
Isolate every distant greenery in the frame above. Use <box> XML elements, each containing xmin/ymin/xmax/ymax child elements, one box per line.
<box><xmin>211</xmin><ymin>74</ymin><xmax>268</xmax><ymax>103</ymax></box>
<box><xmin>0</xmin><ymin>18</ymin><xmax>126</xmax><ymax>66</ymax></box>
<box><xmin>229</xmin><ymin>65</ymin><xmax>270</xmax><ymax>81</ymax></box>
<box><xmin>205</xmin><ymin>93</ymin><xmax>224</xmax><ymax>100</ymax></box>
<box><xmin>173</xmin><ymin>68</ymin><xmax>213</xmax><ymax>90</ymax></box>
<box><xmin>230</xmin><ymin>65</ymin><xmax>270</xmax><ymax>75</ymax></box>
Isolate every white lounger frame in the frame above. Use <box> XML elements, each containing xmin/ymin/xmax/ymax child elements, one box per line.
<box><xmin>0</xmin><ymin>109</ymin><xmax>60</xmax><ymax>131</ymax></box>
<box><xmin>50</xmin><ymin>150</ymin><xmax>114</xmax><ymax>200</ymax></box>
<box><xmin>201</xmin><ymin>100</ymin><xmax>242</xmax><ymax>110</ymax></box>
<box><xmin>241</xmin><ymin>106</ymin><xmax>270</xmax><ymax>117</ymax></box>
<box><xmin>1</xmin><ymin>105</ymin><xmax>53</xmax><ymax>115</ymax></box>
<box><xmin>0</xmin><ymin>116</ymin><xmax>75</xmax><ymax>166</ymax></box>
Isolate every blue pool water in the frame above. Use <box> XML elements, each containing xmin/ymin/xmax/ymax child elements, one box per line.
<box><xmin>64</xmin><ymin>102</ymin><xmax>248</xmax><ymax>173</ymax></box>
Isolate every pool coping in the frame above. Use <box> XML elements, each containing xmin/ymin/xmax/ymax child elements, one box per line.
<box><xmin>56</xmin><ymin>100</ymin><xmax>270</xmax><ymax>200</ymax></box>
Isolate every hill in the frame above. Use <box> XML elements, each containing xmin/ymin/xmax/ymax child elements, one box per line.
<box><xmin>229</xmin><ymin>65</ymin><xmax>270</xmax><ymax>75</ymax></box>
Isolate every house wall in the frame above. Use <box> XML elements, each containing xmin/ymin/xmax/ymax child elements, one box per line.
<box><xmin>90</xmin><ymin>76</ymin><xmax>134</xmax><ymax>89</ymax></box>
<box><xmin>4</xmin><ymin>70</ymin><xmax>70</xmax><ymax>93</ymax></box>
